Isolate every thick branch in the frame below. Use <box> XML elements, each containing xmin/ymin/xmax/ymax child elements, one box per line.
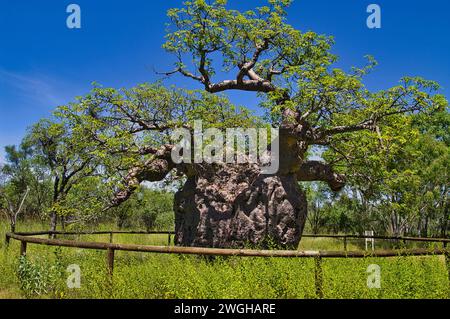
<box><xmin>309</xmin><ymin>94</ymin><xmax>427</xmax><ymax>145</ymax></box>
<box><xmin>324</xmin><ymin>120</ymin><xmax>376</xmax><ymax>135</ymax></box>
<box><xmin>309</xmin><ymin>119</ymin><xmax>376</xmax><ymax>145</ymax></box>
<box><xmin>297</xmin><ymin>161</ymin><xmax>346</xmax><ymax>192</ymax></box>
<box><xmin>165</xmin><ymin>36</ymin><xmax>279</xmax><ymax>94</ymax></box>
<box><xmin>111</xmin><ymin>145</ymin><xmax>175</xmax><ymax>207</ymax></box>
<box><xmin>237</xmin><ymin>38</ymin><xmax>270</xmax><ymax>83</ymax></box>
<box><xmin>207</xmin><ymin>79</ymin><xmax>276</xmax><ymax>93</ymax></box>
<box><xmin>198</xmin><ymin>49</ymin><xmax>211</xmax><ymax>86</ymax></box>
<box><xmin>160</xmin><ymin>68</ymin><xmax>277</xmax><ymax>94</ymax></box>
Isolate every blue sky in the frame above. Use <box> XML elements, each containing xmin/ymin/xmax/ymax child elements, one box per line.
<box><xmin>1</xmin><ymin>0</ymin><xmax>449</xmax><ymax>163</ymax></box>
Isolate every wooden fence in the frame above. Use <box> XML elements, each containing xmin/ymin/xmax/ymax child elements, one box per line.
<box><xmin>4</xmin><ymin>231</ymin><xmax>450</xmax><ymax>298</ymax></box>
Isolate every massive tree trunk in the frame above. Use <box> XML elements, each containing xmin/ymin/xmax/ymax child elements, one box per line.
<box><xmin>174</xmin><ymin>164</ymin><xmax>307</xmax><ymax>248</ymax></box>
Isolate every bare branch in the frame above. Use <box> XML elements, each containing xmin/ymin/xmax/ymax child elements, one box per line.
<box><xmin>157</xmin><ymin>67</ymin><xmax>204</xmax><ymax>83</ymax></box>
<box><xmin>14</xmin><ymin>186</ymin><xmax>30</xmax><ymax>220</ymax></box>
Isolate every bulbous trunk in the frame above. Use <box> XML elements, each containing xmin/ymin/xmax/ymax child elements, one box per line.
<box><xmin>173</xmin><ymin>163</ymin><xmax>307</xmax><ymax>248</ymax></box>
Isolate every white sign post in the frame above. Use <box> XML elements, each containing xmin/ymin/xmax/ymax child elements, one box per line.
<box><xmin>365</xmin><ymin>230</ymin><xmax>375</xmax><ymax>251</ymax></box>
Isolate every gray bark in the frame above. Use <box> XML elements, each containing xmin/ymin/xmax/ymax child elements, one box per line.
<box><xmin>174</xmin><ymin>164</ymin><xmax>307</xmax><ymax>248</ymax></box>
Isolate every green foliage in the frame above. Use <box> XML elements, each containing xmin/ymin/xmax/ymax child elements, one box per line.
<box><xmin>111</xmin><ymin>187</ymin><xmax>174</xmax><ymax>231</ymax></box>
<box><xmin>307</xmin><ymin>109</ymin><xmax>449</xmax><ymax>236</ymax></box>
<box><xmin>164</xmin><ymin>0</ymin><xmax>334</xmax><ymax>90</ymax></box>
<box><xmin>164</xmin><ymin>1</ymin><xmax>444</xmax><ymax>131</ymax></box>
<box><xmin>24</xmin><ymin>117</ymin><xmax>101</xmax><ymax>230</ymax></box>
<box><xmin>17</xmin><ymin>255</ymin><xmax>63</xmax><ymax>298</ymax></box>
<box><xmin>52</xmin><ymin>83</ymin><xmax>258</xmax><ymax>192</ymax></box>
<box><xmin>0</xmin><ymin>143</ymin><xmax>52</xmax><ymax>225</ymax></box>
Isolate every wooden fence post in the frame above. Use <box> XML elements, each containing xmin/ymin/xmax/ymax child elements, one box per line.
<box><xmin>168</xmin><ymin>233</ymin><xmax>171</xmax><ymax>246</ymax></box>
<box><xmin>20</xmin><ymin>241</ymin><xmax>27</xmax><ymax>257</ymax></box>
<box><xmin>107</xmin><ymin>248</ymin><xmax>115</xmax><ymax>276</ymax></box>
<box><xmin>314</xmin><ymin>256</ymin><xmax>324</xmax><ymax>299</ymax></box>
<box><xmin>5</xmin><ymin>234</ymin><xmax>10</xmax><ymax>247</ymax></box>
<box><xmin>109</xmin><ymin>232</ymin><xmax>113</xmax><ymax>244</ymax></box>
<box><xmin>445</xmin><ymin>251</ymin><xmax>450</xmax><ymax>284</ymax></box>
<box><xmin>343</xmin><ymin>236</ymin><xmax>347</xmax><ymax>252</ymax></box>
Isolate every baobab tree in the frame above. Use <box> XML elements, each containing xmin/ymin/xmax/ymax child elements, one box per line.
<box><xmin>55</xmin><ymin>0</ymin><xmax>446</xmax><ymax>248</ymax></box>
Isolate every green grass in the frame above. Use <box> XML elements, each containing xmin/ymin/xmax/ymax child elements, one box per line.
<box><xmin>0</xmin><ymin>220</ymin><xmax>448</xmax><ymax>299</ymax></box>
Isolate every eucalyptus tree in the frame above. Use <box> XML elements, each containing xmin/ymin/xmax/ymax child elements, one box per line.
<box><xmin>0</xmin><ymin>145</ymin><xmax>32</xmax><ymax>232</ymax></box>
<box><xmin>0</xmin><ymin>142</ymin><xmax>53</xmax><ymax>231</ymax></box>
<box><xmin>55</xmin><ymin>0</ymin><xmax>446</xmax><ymax>248</ymax></box>
<box><xmin>321</xmin><ymin>109</ymin><xmax>449</xmax><ymax>237</ymax></box>
<box><xmin>27</xmin><ymin>119</ymin><xmax>98</xmax><ymax>231</ymax></box>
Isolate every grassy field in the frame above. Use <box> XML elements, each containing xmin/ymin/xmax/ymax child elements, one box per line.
<box><xmin>0</xmin><ymin>220</ymin><xmax>448</xmax><ymax>299</ymax></box>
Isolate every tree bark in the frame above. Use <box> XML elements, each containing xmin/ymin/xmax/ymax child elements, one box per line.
<box><xmin>50</xmin><ymin>212</ymin><xmax>57</xmax><ymax>233</ymax></box>
<box><xmin>174</xmin><ymin>164</ymin><xmax>308</xmax><ymax>248</ymax></box>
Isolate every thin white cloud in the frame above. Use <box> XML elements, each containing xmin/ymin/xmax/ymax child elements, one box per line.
<box><xmin>0</xmin><ymin>69</ymin><xmax>77</xmax><ymax>165</ymax></box>
<box><xmin>0</xmin><ymin>69</ymin><xmax>66</xmax><ymax>107</ymax></box>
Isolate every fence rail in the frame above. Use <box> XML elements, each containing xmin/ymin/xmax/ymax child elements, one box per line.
<box><xmin>6</xmin><ymin>231</ymin><xmax>449</xmax><ymax>257</ymax></box>
<box><xmin>11</xmin><ymin>230</ymin><xmax>450</xmax><ymax>244</ymax></box>
<box><xmin>4</xmin><ymin>230</ymin><xmax>450</xmax><ymax>298</ymax></box>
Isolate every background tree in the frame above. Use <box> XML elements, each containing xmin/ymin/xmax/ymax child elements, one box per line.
<box><xmin>0</xmin><ymin>144</ymin><xmax>50</xmax><ymax>231</ymax></box>
<box><xmin>0</xmin><ymin>165</ymin><xmax>30</xmax><ymax>233</ymax></box>
<box><xmin>26</xmin><ymin>119</ymin><xmax>98</xmax><ymax>232</ymax></box>
<box><xmin>304</xmin><ymin>183</ymin><xmax>329</xmax><ymax>234</ymax></box>
<box><xmin>111</xmin><ymin>187</ymin><xmax>174</xmax><ymax>231</ymax></box>
<box><xmin>312</xmin><ymin>110</ymin><xmax>449</xmax><ymax>237</ymax></box>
